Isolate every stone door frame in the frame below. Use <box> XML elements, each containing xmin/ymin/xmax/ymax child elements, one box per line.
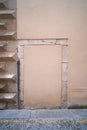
<box><xmin>18</xmin><ymin>39</ymin><xmax>68</xmax><ymax>108</ymax></box>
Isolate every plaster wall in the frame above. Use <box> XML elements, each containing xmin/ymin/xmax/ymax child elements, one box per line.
<box><xmin>24</xmin><ymin>45</ymin><xmax>62</xmax><ymax>108</ymax></box>
<box><xmin>17</xmin><ymin>0</ymin><xmax>87</xmax><ymax>107</ymax></box>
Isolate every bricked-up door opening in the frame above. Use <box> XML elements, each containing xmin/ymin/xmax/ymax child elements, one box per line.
<box><xmin>24</xmin><ymin>45</ymin><xmax>62</xmax><ymax>108</ymax></box>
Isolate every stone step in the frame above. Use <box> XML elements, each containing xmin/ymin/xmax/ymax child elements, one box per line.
<box><xmin>0</xmin><ymin>31</ymin><xmax>16</xmax><ymax>40</ymax></box>
<box><xmin>0</xmin><ymin>83</ymin><xmax>7</xmax><ymax>89</ymax></box>
<box><xmin>0</xmin><ymin>93</ymin><xmax>16</xmax><ymax>101</ymax></box>
<box><xmin>0</xmin><ymin>52</ymin><xmax>18</xmax><ymax>61</ymax></box>
<box><xmin>0</xmin><ymin>73</ymin><xmax>16</xmax><ymax>81</ymax></box>
<box><xmin>0</xmin><ymin>103</ymin><xmax>6</xmax><ymax>110</ymax></box>
<box><xmin>0</xmin><ymin>42</ymin><xmax>6</xmax><ymax>50</ymax></box>
<box><xmin>0</xmin><ymin>10</ymin><xmax>15</xmax><ymax>19</ymax></box>
<box><xmin>0</xmin><ymin>22</ymin><xmax>7</xmax><ymax>30</ymax></box>
<box><xmin>0</xmin><ymin>62</ymin><xmax>6</xmax><ymax>71</ymax></box>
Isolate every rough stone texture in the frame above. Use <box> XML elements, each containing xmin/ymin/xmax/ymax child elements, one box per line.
<box><xmin>18</xmin><ymin>40</ymin><xmax>57</xmax><ymax>46</ymax></box>
<box><xmin>0</xmin><ymin>0</ymin><xmax>17</xmax><ymax>109</ymax></box>
<box><xmin>0</xmin><ymin>62</ymin><xmax>6</xmax><ymax>71</ymax></box>
<box><xmin>0</xmin><ymin>103</ymin><xmax>6</xmax><ymax>109</ymax></box>
<box><xmin>61</xmin><ymin>45</ymin><xmax>68</xmax><ymax>108</ymax></box>
<box><xmin>56</xmin><ymin>40</ymin><xmax>68</xmax><ymax>45</ymax></box>
<box><xmin>18</xmin><ymin>46</ymin><xmax>24</xmax><ymax>59</ymax></box>
<box><xmin>0</xmin><ymin>109</ymin><xmax>87</xmax><ymax>130</ymax></box>
<box><xmin>6</xmin><ymin>41</ymin><xmax>17</xmax><ymax>51</ymax></box>
<box><xmin>61</xmin><ymin>81</ymin><xmax>67</xmax><ymax>108</ymax></box>
<box><xmin>62</xmin><ymin>63</ymin><xmax>68</xmax><ymax>82</ymax></box>
<box><xmin>0</xmin><ymin>52</ymin><xmax>18</xmax><ymax>62</ymax></box>
<box><xmin>62</xmin><ymin>45</ymin><xmax>68</xmax><ymax>63</ymax></box>
<box><xmin>0</xmin><ymin>42</ymin><xmax>6</xmax><ymax>51</ymax></box>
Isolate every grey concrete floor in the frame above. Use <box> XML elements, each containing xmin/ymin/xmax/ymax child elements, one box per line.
<box><xmin>0</xmin><ymin>109</ymin><xmax>87</xmax><ymax>130</ymax></box>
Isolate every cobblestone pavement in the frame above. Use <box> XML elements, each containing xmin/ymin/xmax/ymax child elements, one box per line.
<box><xmin>0</xmin><ymin>109</ymin><xmax>87</xmax><ymax>130</ymax></box>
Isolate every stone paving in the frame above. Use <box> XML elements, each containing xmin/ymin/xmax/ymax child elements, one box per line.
<box><xmin>0</xmin><ymin>109</ymin><xmax>87</xmax><ymax>130</ymax></box>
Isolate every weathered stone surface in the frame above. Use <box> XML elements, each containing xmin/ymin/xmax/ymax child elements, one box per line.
<box><xmin>20</xmin><ymin>80</ymin><xmax>24</xmax><ymax>101</ymax></box>
<box><xmin>0</xmin><ymin>103</ymin><xmax>6</xmax><ymax>110</ymax></box>
<box><xmin>18</xmin><ymin>45</ymin><xmax>24</xmax><ymax>59</ymax></box>
<box><xmin>6</xmin><ymin>41</ymin><xmax>17</xmax><ymax>51</ymax></box>
<box><xmin>18</xmin><ymin>40</ymin><xmax>57</xmax><ymax>46</ymax></box>
<box><xmin>0</xmin><ymin>0</ymin><xmax>7</xmax><ymax>9</ymax></box>
<box><xmin>61</xmin><ymin>81</ymin><xmax>67</xmax><ymax>108</ymax></box>
<box><xmin>7</xmin><ymin>83</ymin><xmax>16</xmax><ymax>93</ymax></box>
<box><xmin>0</xmin><ymin>31</ymin><xmax>16</xmax><ymax>40</ymax></box>
<box><xmin>0</xmin><ymin>62</ymin><xmax>6</xmax><ymax>71</ymax></box>
<box><xmin>0</xmin><ymin>42</ymin><xmax>6</xmax><ymax>51</ymax></box>
<box><xmin>0</xmin><ymin>0</ymin><xmax>17</xmax><ymax>110</ymax></box>
<box><xmin>62</xmin><ymin>45</ymin><xmax>68</xmax><ymax>63</ymax></box>
<box><xmin>62</xmin><ymin>63</ymin><xmax>68</xmax><ymax>82</ymax></box>
<box><xmin>0</xmin><ymin>52</ymin><xmax>18</xmax><ymax>61</ymax></box>
<box><xmin>0</xmin><ymin>93</ymin><xmax>16</xmax><ymax>100</ymax></box>
<box><xmin>0</xmin><ymin>73</ymin><xmax>16</xmax><ymax>81</ymax></box>
<box><xmin>0</xmin><ymin>10</ymin><xmax>15</xmax><ymax>19</ymax></box>
<box><xmin>5</xmin><ymin>62</ymin><xmax>16</xmax><ymax>73</ymax></box>
<box><xmin>0</xmin><ymin>83</ymin><xmax>6</xmax><ymax>89</ymax></box>
<box><xmin>0</xmin><ymin>22</ymin><xmax>7</xmax><ymax>30</ymax></box>
<box><xmin>20</xmin><ymin>59</ymin><xmax>24</xmax><ymax>81</ymax></box>
<box><xmin>56</xmin><ymin>39</ymin><xmax>68</xmax><ymax>45</ymax></box>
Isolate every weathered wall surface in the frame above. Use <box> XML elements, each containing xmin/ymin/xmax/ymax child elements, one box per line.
<box><xmin>0</xmin><ymin>0</ymin><xmax>17</xmax><ymax>109</ymax></box>
<box><xmin>17</xmin><ymin>0</ymin><xmax>87</xmax><ymax>107</ymax></box>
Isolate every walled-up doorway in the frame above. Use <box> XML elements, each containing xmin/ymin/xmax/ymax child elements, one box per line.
<box><xmin>24</xmin><ymin>45</ymin><xmax>62</xmax><ymax>108</ymax></box>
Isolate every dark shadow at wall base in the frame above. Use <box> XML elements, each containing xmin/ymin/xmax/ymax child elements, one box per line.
<box><xmin>68</xmin><ymin>105</ymin><xmax>87</xmax><ymax>109</ymax></box>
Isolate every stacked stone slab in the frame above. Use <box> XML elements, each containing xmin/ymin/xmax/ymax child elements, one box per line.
<box><xmin>0</xmin><ymin>0</ymin><xmax>17</xmax><ymax>109</ymax></box>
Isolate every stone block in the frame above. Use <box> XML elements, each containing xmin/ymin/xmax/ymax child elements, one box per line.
<box><xmin>62</xmin><ymin>63</ymin><xmax>68</xmax><ymax>82</ymax></box>
<box><xmin>0</xmin><ymin>52</ymin><xmax>18</xmax><ymax>61</ymax></box>
<box><xmin>0</xmin><ymin>103</ymin><xmax>6</xmax><ymax>110</ymax></box>
<box><xmin>0</xmin><ymin>31</ymin><xmax>16</xmax><ymax>40</ymax></box>
<box><xmin>62</xmin><ymin>45</ymin><xmax>68</xmax><ymax>63</ymax></box>
<box><xmin>0</xmin><ymin>73</ymin><xmax>16</xmax><ymax>81</ymax></box>
<box><xmin>20</xmin><ymin>59</ymin><xmax>24</xmax><ymax>80</ymax></box>
<box><xmin>0</xmin><ymin>83</ymin><xmax>7</xmax><ymax>89</ymax></box>
<box><xmin>18</xmin><ymin>45</ymin><xmax>24</xmax><ymax>59</ymax></box>
<box><xmin>0</xmin><ymin>62</ymin><xmax>6</xmax><ymax>71</ymax></box>
<box><xmin>0</xmin><ymin>93</ymin><xmax>16</xmax><ymax>101</ymax></box>
<box><xmin>0</xmin><ymin>22</ymin><xmax>7</xmax><ymax>30</ymax></box>
<box><xmin>0</xmin><ymin>42</ymin><xmax>7</xmax><ymax>51</ymax></box>
<box><xmin>20</xmin><ymin>80</ymin><xmax>24</xmax><ymax>101</ymax></box>
<box><xmin>0</xmin><ymin>10</ymin><xmax>16</xmax><ymax>19</ymax></box>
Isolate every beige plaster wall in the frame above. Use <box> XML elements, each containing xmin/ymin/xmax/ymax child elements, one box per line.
<box><xmin>17</xmin><ymin>0</ymin><xmax>87</xmax><ymax>106</ymax></box>
<box><xmin>24</xmin><ymin>45</ymin><xmax>62</xmax><ymax>108</ymax></box>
